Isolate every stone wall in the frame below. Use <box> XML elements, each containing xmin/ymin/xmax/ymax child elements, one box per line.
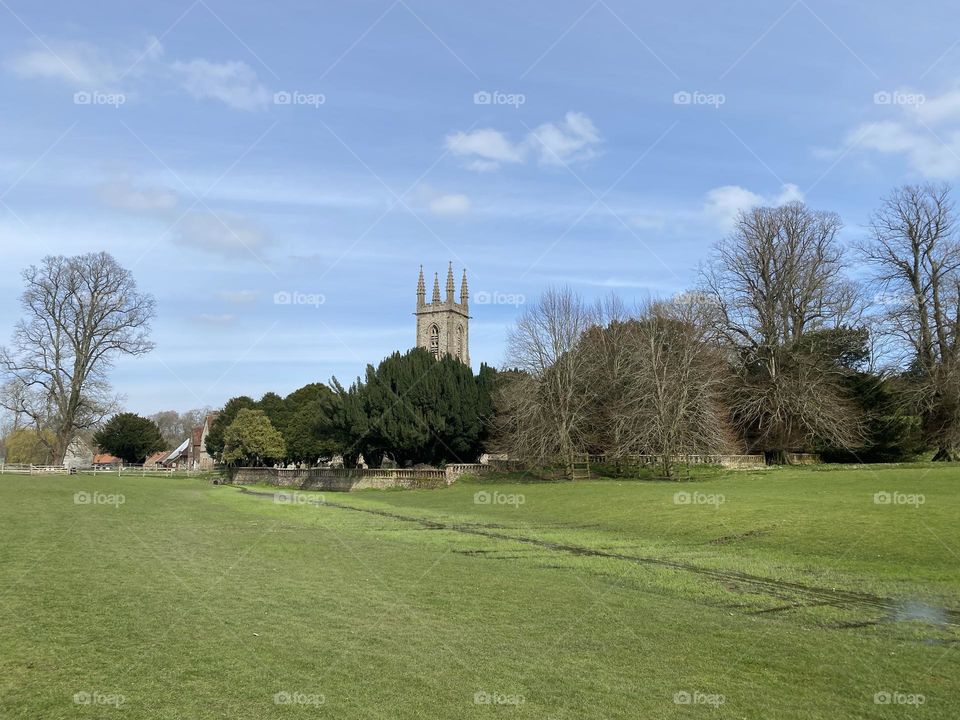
<box><xmin>226</xmin><ymin>464</ymin><xmax>492</xmax><ymax>491</ymax></box>
<box><xmin>586</xmin><ymin>454</ymin><xmax>767</xmax><ymax>469</ymax></box>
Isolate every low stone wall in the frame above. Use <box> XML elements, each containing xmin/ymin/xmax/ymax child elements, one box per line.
<box><xmin>227</xmin><ymin>464</ymin><xmax>492</xmax><ymax>491</ymax></box>
<box><xmin>587</xmin><ymin>454</ymin><xmax>766</xmax><ymax>469</ymax></box>
<box><xmin>786</xmin><ymin>453</ymin><xmax>822</xmax><ymax>465</ymax></box>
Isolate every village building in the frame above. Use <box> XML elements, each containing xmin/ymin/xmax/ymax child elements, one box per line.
<box><xmin>188</xmin><ymin>413</ymin><xmax>219</xmax><ymax>470</ymax></box>
<box><xmin>63</xmin><ymin>436</ymin><xmax>94</xmax><ymax>469</ymax></box>
<box><xmin>92</xmin><ymin>453</ymin><xmax>123</xmax><ymax>468</ymax></box>
<box><xmin>145</xmin><ymin>451</ymin><xmax>168</xmax><ymax>468</ymax></box>
<box><xmin>163</xmin><ymin>437</ymin><xmax>190</xmax><ymax>470</ymax></box>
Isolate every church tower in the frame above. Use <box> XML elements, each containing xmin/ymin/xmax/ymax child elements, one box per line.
<box><xmin>415</xmin><ymin>263</ymin><xmax>470</xmax><ymax>365</ymax></box>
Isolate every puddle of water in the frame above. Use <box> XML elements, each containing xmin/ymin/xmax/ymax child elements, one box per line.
<box><xmin>894</xmin><ymin>601</ymin><xmax>947</xmax><ymax>625</ymax></box>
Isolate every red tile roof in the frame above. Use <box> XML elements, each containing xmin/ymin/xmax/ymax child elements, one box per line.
<box><xmin>145</xmin><ymin>451</ymin><xmax>168</xmax><ymax>466</ymax></box>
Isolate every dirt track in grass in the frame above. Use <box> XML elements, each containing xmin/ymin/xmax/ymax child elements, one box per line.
<box><xmin>235</xmin><ymin>485</ymin><xmax>960</xmax><ymax>627</ymax></box>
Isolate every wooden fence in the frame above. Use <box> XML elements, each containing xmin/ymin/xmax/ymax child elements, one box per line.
<box><xmin>0</xmin><ymin>464</ymin><xmax>197</xmax><ymax>476</ymax></box>
<box><xmin>0</xmin><ymin>464</ymin><xmax>69</xmax><ymax>475</ymax></box>
<box><xmin>114</xmin><ymin>466</ymin><xmax>176</xmax><ymax>475</ymax></box>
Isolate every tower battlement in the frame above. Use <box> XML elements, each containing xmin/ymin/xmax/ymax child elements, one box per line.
<box><xmin>415</xmin><ymin>263</ymin><xmax>470</xmax><ymax>365</ymax></box>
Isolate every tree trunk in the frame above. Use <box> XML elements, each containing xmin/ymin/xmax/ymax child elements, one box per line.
<box><xmin>661</xmin><ymin>457</ymin><xmax>673</xmax><ymax>480</ymax></box>
<box><xmin>932</xmin><ymin>446</ymin><xmax>959</xmax><ymax>462</ymax></box>
<box><xmin>765</xmin><ymin>448</ymin><xmax>789</xmax><ymax>465</ymax></box>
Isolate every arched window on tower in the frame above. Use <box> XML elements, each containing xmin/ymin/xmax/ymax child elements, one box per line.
<box><xmin>429</xmin><ymin>324</ymin><xmax>440</xmax><ymax>358</ymax></box>
<box><xmin>456</xmin><ymin>325</ymin><xmax>464</xmax><ymax>361</ymax></box>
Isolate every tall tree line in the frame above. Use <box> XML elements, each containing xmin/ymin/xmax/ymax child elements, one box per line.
<box><xmin>495</xmin><ymin>185</ymin><xmax>960</xmax><ymax>473</ymax></box>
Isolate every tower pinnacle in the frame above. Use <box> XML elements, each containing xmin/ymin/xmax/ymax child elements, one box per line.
<box><xmin>460</xmin><ymin>269</ymin><xmax>468</xmax><ymax>306</ymax></box>
<box><xmin>432</xmin><ymin>272</ymin><xmax>441</xmax><ymax>303</ymax></box>
<box><xmin>416</xmin><ymin>265</ymin><xmax>425</xmax><ymax>305</ymax></box>
<box><xmin>445</xmin><ymin>261</ymin><xmax>455</xmax><ymax>302</ymax></box>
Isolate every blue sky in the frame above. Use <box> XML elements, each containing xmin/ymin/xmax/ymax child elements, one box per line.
<box><xmin>1</xmin><ymin>0</ymin><xmax>958</xmax><ymax>414</ymax></box>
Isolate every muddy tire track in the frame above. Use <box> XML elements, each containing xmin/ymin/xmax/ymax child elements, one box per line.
<box><xmin>235</xmin><ymin>486</ymin><xmax>960</xmax><ymax>626</ymax></box>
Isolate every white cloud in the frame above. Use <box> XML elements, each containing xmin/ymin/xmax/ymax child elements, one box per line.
<box><xmin>172</xmin><ymin>59</ymin><xmax>269</xmax><ymax>111</ymax></box>
<box><xmin>5</xmin><ymin>37</ymin><xmax>161</xmax><ymax>89</ymax></box>
<box><xmin>98</xmin><ymin>179</ymin><xmax>178</xmax><ymax>213</ymax></box>
<box><xmin>703</xmin><ymin>183</ymin><xmax>803</xmax><ymax>230</ymax></box>
<box><xmin>5</xmin><ymin>37</ymin><xmax>269</xmax><ymax>112</ymax></box>
<box><xmin>851</xmin><ymin>120</ymin><xmax>960</xmax><ymax>179</ymax></box>
<box><xmin>94</xmin><ymin>174</ymin><xmax>274</xmax><ymax>261</ymax></box>
<box><xmin>217</xmin><ymin>290</ymin><xmax>260</xmax><ymax>304</ymax></box>
<box><xmin>445</xmin><ymin>112</ymin><xmax>602</xmax><ymax>171</ymax></box>
<box><xmin>629</xmin><ymin>211</ymin><xmax>667</xmax><ymax>230</ymax></box>
<box><xmin>412</xmin><ymin>183</ymin><xmax>472</xmax><ymax>217</ymax></box>
<box><xmin>428</xmin><ymin>193</ymin><xmax>471</xmax><ymax>216</ymax></box>
<box><xmin>527</xmin><ymin>112</ymin><xmax>601</xmax><ymax>166</ymax></box>
<box><xmin>7</xmin><ymin>41</ymin><xmax>117</xmax><ymax>87</ymax></box>
<box><xmin>914</xmin><ymin>89</ymin><xmax>960</xmax><ymax>125</ymax></box>
<box><xmin>445</xmin><ymin>128</ymin><xmax>525</xmax><ymax>171</ymax></box>
<box><xmin>842</xmin><ymin>87</ymin><xmax>960</xmax><ymax>179</ymax></box>
<box><xmin>174</xmin><ymin>211</ymin><xmax>271</xmax><ymax>257</ymax></box>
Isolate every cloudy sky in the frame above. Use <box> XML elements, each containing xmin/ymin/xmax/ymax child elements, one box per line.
<box><xmin>0</xmin><ymin>0</ymin><xmax>957</xmax><ymax>413</ymax></box>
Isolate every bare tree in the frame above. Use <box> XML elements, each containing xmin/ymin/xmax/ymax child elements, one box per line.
<box><xmin>577</xmin><ymin>294</ymin><xmax>634</xmax><ymax>455</ymax></box>
<box><xmin>499</xmin><ymin>287</ymin><xmax>595</xmax><ymax>475</ymax></box>
<box><xmin>498</xmin><ymin>291</ymin><xmax>734</xmax><ymax>479</ymax></box>
<box><xmin>150</xmin><ymin>407</ymin><xmax>213</xmax><ymax>448</ymax></box>
<box><xmin>861</xmin><ymin>183</ymin><xmax>960</xmax><ymax>459</ymax></box>
<box><xmin>612</xmin><ymin>299</ymin><xmax>734</xmax><ymax>479</ymax></box>
<box><xmin>701</xmin><ymin>202</ymin><xmax>861</xmax><ymax>461</ymax></box>
<box><xmin>0</xmin><ymin>253</ymin><xmax>156</xmax><ymax>463</ymax></box>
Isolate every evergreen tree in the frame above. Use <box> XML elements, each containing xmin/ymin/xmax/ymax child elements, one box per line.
<box><xmin>257</xmin><ymin>392</ymin><xmax>286</xmax><ymax>432</ymax></box>
<box><xmin>93</xmin><ymin>413</ymin><xmax>166</xmax><ymax>464</ymax></box>
<box><xmin>282</xmin><ymin>383</ymin><xmax>341</xmax><ymax>464</ymax></box>
<box><xmin>330</xmin><ymin>348</ymin><xmax>495</xmax><ymax>466</ymax></box>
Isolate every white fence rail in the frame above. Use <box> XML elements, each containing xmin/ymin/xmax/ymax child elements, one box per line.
<box><xmin>0</xmin><ymin>464</ymin><xmax>68</xmax><ymax>475</ymax></box>
<box><xmin>0</xmin><ymin>463</ymin><xmax>189</xmax><ymax>476</ymax></box>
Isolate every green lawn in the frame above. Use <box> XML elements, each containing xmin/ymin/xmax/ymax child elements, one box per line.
<box><xmin>1</xmin><ymin>466</ymin><xmax>957</xmax><ymax>719</ymax></box>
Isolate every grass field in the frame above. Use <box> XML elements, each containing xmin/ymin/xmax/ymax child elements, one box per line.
<box><xmin>1</xmin><ymin>465</ymin><xmax>958</xmax><ymax>718</ymax></box>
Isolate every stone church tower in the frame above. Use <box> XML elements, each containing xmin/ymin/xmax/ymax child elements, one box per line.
<box><xmin>415</xmin><ymin>263</ymin><xmax>470</xmax><ymax>365</ymax></box>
